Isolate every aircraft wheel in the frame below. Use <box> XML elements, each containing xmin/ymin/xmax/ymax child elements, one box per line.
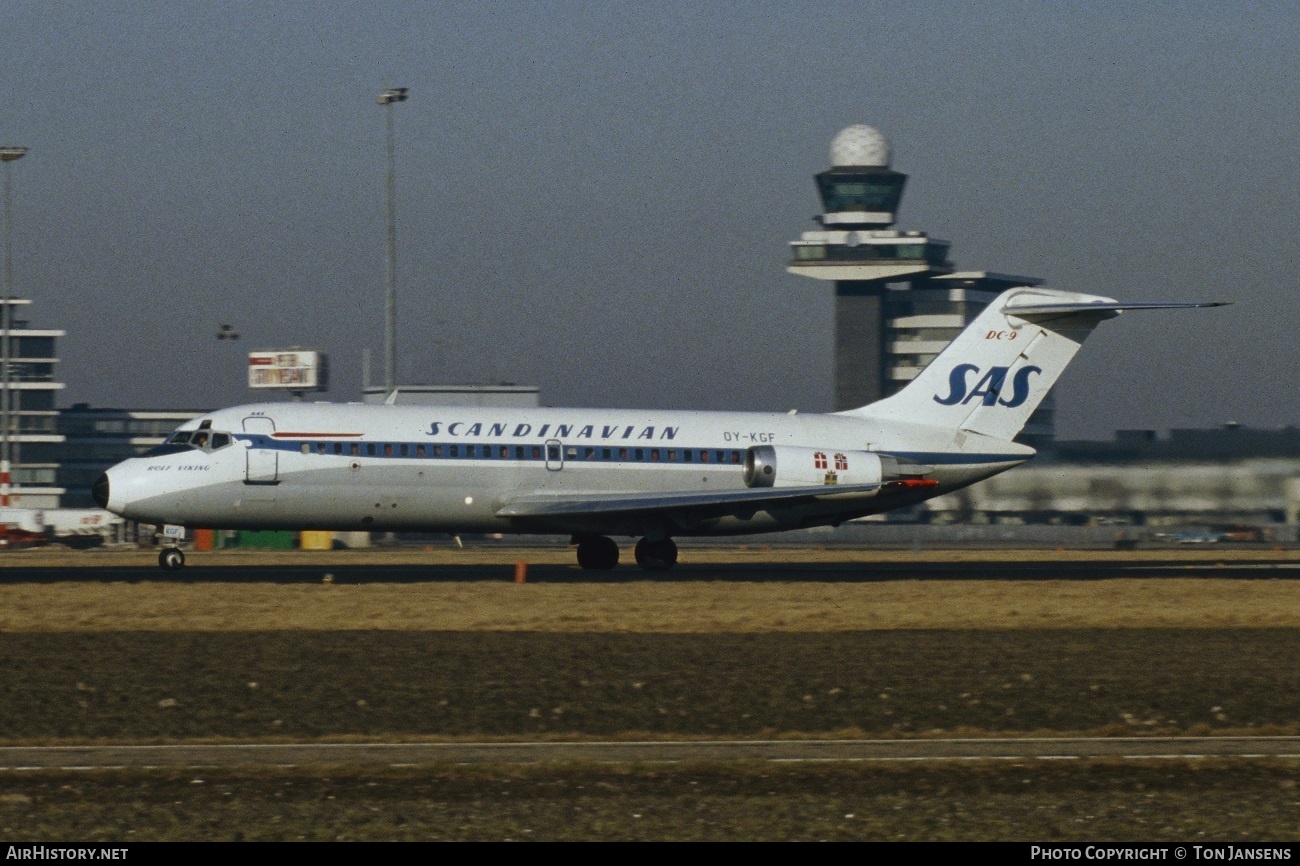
<box><xmin>158</xmin><ymin>547</ymin><xmax>186</xmax><ymax>571</ymax></box>
<box><xmin>575</xmin><ymin>536</ymin><xmax>620</xmax><ymax>570</ymax></box>
<box><xmin>634</xmin><ymin>537</ymin><xmax>677</xmax><ymax>571</ymax></box>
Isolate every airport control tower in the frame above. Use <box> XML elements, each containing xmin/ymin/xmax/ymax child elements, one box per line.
<box><xmin>788</xmin><ymin>125</ymin><xmax>1053</xmax><ymax>442</ymax></box>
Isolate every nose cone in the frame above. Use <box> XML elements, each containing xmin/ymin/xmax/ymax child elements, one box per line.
<box><xmin>92</xmin><ymin>473</ymin><xmax>110</xmax><ymax>509</ymax></box>
<box><xmin>94</xmin><ymin>464</ymin><xmax>139</xmax><ymax>518</ymax></box>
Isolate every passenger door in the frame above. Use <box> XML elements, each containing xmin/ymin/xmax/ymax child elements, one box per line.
<box><xmin>242</xmin><ymin>416</ymin><xmax>279</xmax><ymax>484</ymax></box>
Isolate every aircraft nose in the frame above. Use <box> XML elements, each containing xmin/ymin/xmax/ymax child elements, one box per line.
<box><xmin>92</xmin><ymin>473</ymin><xmax>110</xmax><ymax>509</ymax></box>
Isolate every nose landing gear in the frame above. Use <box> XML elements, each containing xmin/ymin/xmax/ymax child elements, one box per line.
<box><xmin>158</xmin><ymin>547</ymin><xmax>186</xmax><ymax>570</ymax></box>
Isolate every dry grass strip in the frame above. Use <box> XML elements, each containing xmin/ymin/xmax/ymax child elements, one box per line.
<box><xmin>2</xmin><ymin>577</ymin><xmax>1299</xmax><ymax>632</ymax></box>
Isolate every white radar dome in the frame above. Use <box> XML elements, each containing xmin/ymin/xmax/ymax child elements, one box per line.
<box><xmin>830</xmin><ymin>124</ymin><xmax>890</xmax><ymax>168</ymax></box>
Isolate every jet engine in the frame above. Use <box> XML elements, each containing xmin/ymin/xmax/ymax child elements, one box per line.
<box><xmin>742</xmin><ymin>445</ymin><xmax>934</xmax><ymax>491</ymax></box>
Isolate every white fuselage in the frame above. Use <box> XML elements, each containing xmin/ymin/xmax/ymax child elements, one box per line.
<box><xmin>100</xmin><ymin>401</ymin><xmax>1032</xmax><ymax>537</ymax></box>
<box><xmin>96</xmin><ymin>286</ymin><xmax>1223</xmax><ymax>569</ymax></box>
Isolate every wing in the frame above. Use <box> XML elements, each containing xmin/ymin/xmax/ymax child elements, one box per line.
<box><xmin>495</xmin><ymin>482</ymin><xmax>894</xmax><ymax>534</ymax></box>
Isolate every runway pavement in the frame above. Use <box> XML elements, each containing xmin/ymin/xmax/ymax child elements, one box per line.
<box><xmin>5</xmin><ymin>737</ymin><xmax>1300</xmax><ymax>769</ymax></box>
<box><xmin>0</xmin><ymin>552</ymin><xmax>1297</xmax><ymax>583</ymax></box>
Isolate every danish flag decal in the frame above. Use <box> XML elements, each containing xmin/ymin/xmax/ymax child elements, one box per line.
<box><xmin>933</xmin><ymin>364</ymin><xmax>1043</xmax><ymax>408</ymax></box>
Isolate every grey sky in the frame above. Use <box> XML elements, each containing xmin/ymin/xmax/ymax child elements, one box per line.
<box><xmin>1</xmin><ymin>1</ymin><xmax>1294</xmax><ymax>439</ymax></box>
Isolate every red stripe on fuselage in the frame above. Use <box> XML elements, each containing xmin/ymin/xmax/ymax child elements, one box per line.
<box><xmin>271</xmin><ymin>432</ymin><xmax>364</xmax><ymax>438</ymax></box>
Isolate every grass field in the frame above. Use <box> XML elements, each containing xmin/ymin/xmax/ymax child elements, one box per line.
<box><xmin>1</xmin><ymin>546</ymin><xmax>1298</xmax><ymax>841</ymax></box>
<box><xmin>1</xmin><ymin>545</ymin><xmax>1298</xmax><ymax>632</ymax></box>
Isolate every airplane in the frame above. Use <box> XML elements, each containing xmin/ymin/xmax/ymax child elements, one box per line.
<box><xmin>93</xmin><ymin>287</ymin><xmax>1226</xmax><ymax>571</ymax></box>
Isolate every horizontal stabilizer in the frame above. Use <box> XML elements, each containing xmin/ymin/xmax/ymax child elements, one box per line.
<box><xmin>1005</xmin><ymin>299</ymin><xmax>1231</xmax><ymax>318</ymax></box>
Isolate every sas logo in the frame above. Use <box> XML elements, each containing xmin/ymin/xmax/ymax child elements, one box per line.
<box><xmin>933</xmin><ymin>364</ymin><xmax>1043</xmax><ymax>408</ymax></box>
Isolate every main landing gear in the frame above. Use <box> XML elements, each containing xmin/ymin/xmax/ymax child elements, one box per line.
<box><xmin>572</xmin><ymin>535</ymin><xmax>679</xmax><ymax>571</ymax></box>
<box><xmin>158</xmin><ymin>547</ymin><xmax>186</xmax><ymax>570</ymax></box>
<box><xmin>574</xmin><ymin>535</ymin><xmax>620</xmax><ymax>570</ymax></box>
<box><xmin>634</xmin><ymin>537</ymin><xmax>678</xmax><ymax>571</ymax></box>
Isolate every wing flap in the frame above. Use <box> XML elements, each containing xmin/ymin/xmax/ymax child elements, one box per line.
<box><xmin>496</xmin><ymin>482</ymin><xmax>883</xmax><ymax>522</ymax></box>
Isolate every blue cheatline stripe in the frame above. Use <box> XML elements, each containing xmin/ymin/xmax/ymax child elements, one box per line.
<box><xmin>231</xmin><ymin>436</ymin><xmax>1026</xmax><ymax>468</ymax></box>
<box><xmin>236</xmin><ymin>435</ymin><xmax>748</xmax><ymax>466</ymax></box>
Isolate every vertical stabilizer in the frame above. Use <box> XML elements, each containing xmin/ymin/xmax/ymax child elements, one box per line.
<box><xmin>846</xmin><ymin>288</ymin><xmax>1124</xmax><ymax>441</ymax></box>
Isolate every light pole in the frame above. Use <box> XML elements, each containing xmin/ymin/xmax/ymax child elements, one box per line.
<box><xmin>0</xmin><ymin>147</ymin><xmax>27</xmax><ymax>508</ymax></box>
<box><xmin>378</xmin><ymin>87</ymin><xmax>408</xmax><ymax>395</ymax></box>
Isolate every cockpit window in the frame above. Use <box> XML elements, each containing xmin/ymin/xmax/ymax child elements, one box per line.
<box><xmin>148</xmin><ymin>429</ymin><xmax>232</xmax><ymax>456</ymax></box>
<box><xmin>141</xmin><ymin>442</ymin><xmax>196</xmax><ymax>458</ymax></box>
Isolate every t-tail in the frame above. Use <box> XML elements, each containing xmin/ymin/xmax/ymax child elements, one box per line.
<box><xmin>844</xmin><ymin>287</ymin><xmax>1229</xmax><ymax>442</ymax></box>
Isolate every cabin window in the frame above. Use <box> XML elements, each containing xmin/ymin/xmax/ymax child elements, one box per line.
<box><xmin>300</xmin><ymin>443</ymin><xmax>310</xmax><ymax>454</ymax></box>
<box><xmin>449</xmin><ymin>445</ymin><xmax>459</xmax><ymax>458</ymax></box>
<box><xmin>416</xmin><ymin>444</ymin><xmax>426</xmax><ymax>457</ymax></box>
<box><xmin>731</xmin><ymin>450</ymin><xmax>741</xmax><ymax>464</ymax></box>
<box><xmin>619</xmin><ymin>448</ymin><xmax>629</xmax><ymax>460</ymax></box>
<box><xmin>384</xmin><ymin>444</ymin><xmax>393</xmax><ymax>457</ymax></box>
<box><xmin>365</xmin><ymin>444</ymin><xmax>376</xmax><ymax>457</ymax></box>
<box><xmin>635</xmin><ymin>448</ymin><xmax>644</xmax><ymax>461</ymax></box>
<box><xmin>700</xmin><ymin>450</ymin><xmax>710</xmax><ymax>463</ymax></box>
<box><xmin>350</xmin><ymin>443</ymin><xmax>360</xmax><ymax>456</ymax></box>
<box><xmin>531</xmin><ymin>446</ymin><xmax>542</xmax><ymax>459</ymax></box>
<box><xmin>651</xmin><ymin>449</ymin><xmax>660</xmax><ymax>461</ymax></box>
<box><xmin>602</xmin><ymin>448</ymin><xmax>612</xmax><ymax>460</ymax></box>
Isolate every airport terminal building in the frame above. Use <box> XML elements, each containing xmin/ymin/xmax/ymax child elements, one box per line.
<box><xmin>0</xmin><ymin>298</ymin><xmax>67</xmax><ymax>508</ymax></box>
<box><xmin>925</xmin><ymin>426</ymin><xmax>1300</xmax><ymax>530</ymax></box>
